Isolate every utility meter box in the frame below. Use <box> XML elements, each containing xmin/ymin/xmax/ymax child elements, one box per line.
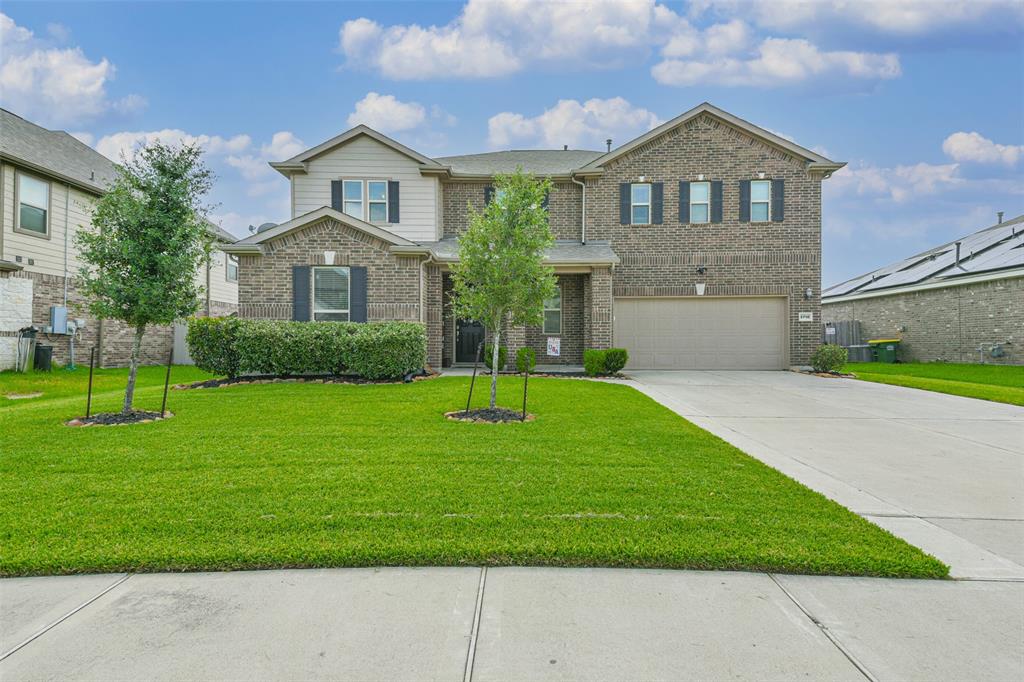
<box><xmin>49</xmin><ymin>305</ymin><xmax>68</xmax><ymax>335</ymax></box>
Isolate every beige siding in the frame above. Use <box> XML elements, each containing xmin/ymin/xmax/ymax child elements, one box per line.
<box><xmin>203</xmin><ymin>248</ymin><xmax>239</xmax><ymax>306</ymax></box>
<box><xmin>1</xmin><ymin>162</ymin><xmax>98</xmax><ymax>278</ymax></box>
<box><xmin>291</xmin><ymin>135</ymin><xmax>439</xmax><ymax>242</ymax></box>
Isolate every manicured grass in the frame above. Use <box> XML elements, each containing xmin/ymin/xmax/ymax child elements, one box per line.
<box><xmin>0</xmin><ymin>370</ymin><xmax>947</xmax><ymax>578</ymax></box>
<box><xmin>1</xmin><ymin>365</ymin><xmax>214</xmax><ymax>409</ymax></box>
<box><xmin>846</xmin><ymin>362</ymin><xmax>1024</xmax><ymax>406</ymax></box>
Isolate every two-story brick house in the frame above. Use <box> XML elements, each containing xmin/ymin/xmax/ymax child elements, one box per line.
<box><xmin>225</xmin><ymin>103</ymin><xmax>844</xmax><ymax>370</ymax></box>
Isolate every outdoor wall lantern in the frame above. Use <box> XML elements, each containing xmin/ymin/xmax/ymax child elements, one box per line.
<box><xmin>804</xmin><ymin>287</ymin><xmax>813</xmax><ymax>300</ymax></box>
<box><xmin>696</xmin><ymin>265</ymin><xmax>707</xmax><ymax>275</ymax></box>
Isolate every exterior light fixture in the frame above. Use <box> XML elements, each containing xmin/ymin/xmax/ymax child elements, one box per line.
<box><xmin>696</xmin><ymin>265</ymin><xmax>707</xmax><ymax>275</ymax></box>
<box><xmin>804</xmin><ymin>287</ymin><xmax>813</xmax><ymax>300</ymax></box>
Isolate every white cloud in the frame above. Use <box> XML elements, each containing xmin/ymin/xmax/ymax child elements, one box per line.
<box><xmin>827</xmin><ymin>161</ymin><xmax>962</xmax><ymax>203</ymax></box>
<box><xmin>68</xmin><ymin>131</ymin><xmax>94</xmax><ymax>146</ymax></box>
<box><xmin>226</xmin><ymin>131</ymin><xmax>306</xmax><ymax>182</ymax></box>
<box><xmin>0</xmin><ymin>13</ymin><xmax>145</xmax><ymax>126</ymax></box>
<box><xmin>488</xmin><ymin>97</ymin><xmax>661</xmax><ymax>149</ymax></box>
<box><xmin>209</xmin><ymin>211</ymin><xmax>279</xmax><ymax>239</ymax></box>
<box><xmin>653</xmin><ymin>37</ymin><xmax>900</xmax><ymax>87</ymax></box>
<box><xmin>942</xmin><ymin>132</ymin><xmax>1022</xmax><ymax>167</ymax></box>
<box><xmin>347</xmin><ymin>92</ymin><xmax>426</xmax><ymax>132</ymax></box>
<box><xmin>94</xmin><ymin>129</ymin><xmax>252</xmax><ymax>163</ymax></box>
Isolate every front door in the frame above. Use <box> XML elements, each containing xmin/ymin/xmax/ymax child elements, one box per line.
<box><xmin>456</xmin><ymin>319</ymin><xmax>485</xmax><ymax>363</ymax></box>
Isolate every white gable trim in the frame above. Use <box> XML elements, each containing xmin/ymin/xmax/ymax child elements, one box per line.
<box><xmin>229</xmin><ymin>206</ymin><xmax>418</xmax><ymax>249</ymax></box>
<box><xmin>269</xmin><ymin>125</ymin><xmax>442</xmax><ymax>177</ymax></box>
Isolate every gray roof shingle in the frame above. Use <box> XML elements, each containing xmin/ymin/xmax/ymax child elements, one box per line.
<box><xmin>434</xmin><ymin>150</ymin><xmax>604</xmax><ymax>176</ymax></box>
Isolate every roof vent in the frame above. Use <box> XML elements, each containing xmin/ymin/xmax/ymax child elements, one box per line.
<box><xmin>563</xmin><ymin>145</ymin><xmax>568</xmax><ymax>151</ymax></box>
<box><xmin>90</xmin><ymin>171</ymin><xmax>95</xmax><ymax>180</ymax></box>
<box><xmin>997</xmin><ymin>211</ymin><xmax>1004</xmax><ymax>224</ymax></box>
<box><xmin>606</xmin><ymin>138</ymin><xmax>612</xmax><ymax>152</ymax></box>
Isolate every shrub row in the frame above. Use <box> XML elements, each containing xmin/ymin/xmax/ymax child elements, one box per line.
<box><xmin>186</xmin><ymin>317</ymin><xmax>427</xmax><ymax>380</ymax></box>
<box><xmin>583</xmin><ymin>348</ymin><xmax>629</xmax><ymax>376</ymax></box>
<box><xmin>810</xmin><ymin>343</ymin><xmax>847</xmax><ymax>373</ymax></box>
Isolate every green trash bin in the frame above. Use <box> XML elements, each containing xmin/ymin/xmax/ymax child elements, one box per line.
<box><xmin>868</xmin><ymin>339</ymin><xmax>901</xmax><ymax>363</ymax></box>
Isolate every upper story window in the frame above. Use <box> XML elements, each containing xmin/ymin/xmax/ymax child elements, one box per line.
<box><xmin>226</xmin><ymin>255</ymin><xmax>239</xmax><ymax>282</ymax></box>
<box><xmin>543</xmin><ymin>286</ymin><xmax>562</xmax><ymax>335</ymax></box>
<box><xmin>689</xmin><ymin>181</ymin><xmax>710</xmax><ymax>224</ymax></box>
<box><xmin>367</xmin><ymin>181</ymin><xmax>388</xmax><ymax>222</ymax></box>
<box><xmin>631</xmin><ymin>183</ymin><xmax>651</xmax><ymax>225</ymax></box>
<box><xmin>312</xmin><ymin>266</ymin><xmax>350</xmax><ymax>321</ymax></box>
<box><xmin>342</xmin><ymin>180</ymin><xmax>363</xmax><ymax>219</ymax></box>
<box><xmin>750</xmin><ymin>180</ymin><xmax>771</xmax><ymax>222</ymax></box>
<box><xmin>16</xmin><ymin>172</ymin><xmax>49</xmax><ymax>237</ymax></box>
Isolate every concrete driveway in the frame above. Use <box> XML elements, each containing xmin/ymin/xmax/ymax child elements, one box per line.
<box><xmin>628</xmin><ymin>370</ymin><xmax>1024</xmax><ymax>579</ymax></box>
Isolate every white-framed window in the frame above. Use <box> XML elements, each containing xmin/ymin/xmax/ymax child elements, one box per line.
<box><xmin>690</xmin><ymin>181</ymin><xmax>710</xmax><ymax>224</ymax></box>
<box><xmin>367</xmin><ymin>180</ymin><xmax>388</xmax><ymax>223</ymax></box>
<box><xmin>543</xmin><ymin>286</ymin><xmax>562</xmax><ymax>335</ymax></box>
<box><xmin>226</xmin><ymin>255</ymin><xmax>239</xmax><ymax>282</ymax></box>
<box><xmin>16</xmin><ymin>172</ymin><xmax>49</xmax><ymax>237</ymax></box>
<box><xmin>342</xmin><ymin>180</ymin><xmax>363</xmax><ymax>219</ymax></box>
<box><xmin>313</xmin><ymin>266</ymin><xmax>351</xmax><ymax>321</ymax></box>
<box><xmin>751</xmin><ymin>180</ymin><xmax>771</xmax><ymax>222</ymax></box>
<box><xmin>631</xmin><ymin>183</ymin><xmax>651</xmax><ymax>225</ymax></box>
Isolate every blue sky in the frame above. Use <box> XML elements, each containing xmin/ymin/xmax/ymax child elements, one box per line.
<box><xmin>2</xmin><ymin>0</ymin><xmax>1022</xmax><ymax>285</ymax></box>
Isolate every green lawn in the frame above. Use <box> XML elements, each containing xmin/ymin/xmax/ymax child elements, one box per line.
<box><xmin>0</xmin><ymin>368</ymin><xmax>947</xmax><ymax>578</ymax></box>
<box><xmin>846</xmin><ymin>362</ymin><xmax>1024</xmax><ymax>406</ymax></box>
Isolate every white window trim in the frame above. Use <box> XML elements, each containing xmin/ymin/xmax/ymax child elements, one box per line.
<box><xmin>630</xmin><ymin>183</ymin><xmax>651</xmax><ymax>226</ymax></box>
<box><xmin>341</xmin><ymin>179</ymin><xmax>364</xmax><ymax>221</ymax></box>
<box><xmin>312</xmin><ymin>265</ymin><xmax>351</xmax><ymax>322</ymax></box>
<box><xmin>689</xmin><ymin>181</ymin><xmax>710</xmax><ymax>224</ymax></box>
<box><xmin>14</xmin><ymin>170</ymin><xmax>51</xmax><ymax>239</ymax></box>
<box><xmin>751</xmin><ymin>179</ymin><xmax>771</xmax><ymax>223</ymax></box>
<box><xmin>340</xmin><ymin>178</ymin><xmax>391</xmax><ymax>224</ymax></box>
<box><xmin>543</xmin><ymin>285</ymin><xmax>562</xmax><ymax>335</ymax></box>
<box><xmin>366</xmin><ymin>180</ymin><xmax>389</xmax><ymax>224</ymax></box>
<box><xmin>225</xmin><ymin>254</ymin><xmax>239</xmax><ymax>282</ymax></box>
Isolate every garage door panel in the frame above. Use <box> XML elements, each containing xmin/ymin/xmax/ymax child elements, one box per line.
<box><xmin>613</xmin><ymin>297</ymin><xmax>786</xmax><ymax>370</ymax></box>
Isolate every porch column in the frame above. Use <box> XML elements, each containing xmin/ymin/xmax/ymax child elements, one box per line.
<box><xmin>588</xmin><ymin>267</ymin><xmax>614</xmax><ymax>350</ymax></box>
<box><xmin>504</xmin><ymin>324</ymin><xmax>526</xmax><ymax>371</ymax></box>
<box><xmin>424</xmin><ymin>264</ymin><xmax>443</xmax><ymax>369</ymax></box>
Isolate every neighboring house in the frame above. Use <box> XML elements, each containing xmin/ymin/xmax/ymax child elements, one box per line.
<box><xmin>0</xmin><ymin>109</ymin><xmax>238</xmax><ymax>370</ymax></box>
<box><xmin>823</xmin><ymin>214</ymin><xmax>1024</xmax><ymax>365</ymax></box>
<box><xmin>225</xmin><ymin>102</ymin><xmax>844</xmax><ymax>370</ymax></box>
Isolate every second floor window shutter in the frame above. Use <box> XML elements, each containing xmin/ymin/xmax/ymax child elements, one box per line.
<box><xmin>739</xmin><ymin>180</ymin><xmax>751</xmax><ymax>222</ymax></box>
<box><xmin>349</xmin><ymin>266</ymin><xmax>368</xmax><ymax>322</ymax></box>
<box><xmin>330</xmin><ymin>181</ymin><xmax>343</xmax><ymax>212</ymax></box>
<box><xmin>678</xmin><ymin>181</ymin><xmax>690</xmax><ymax>223</ymax></box>
<box><xmin>292</xmin><ymin>266</ymin><xmax>311</xmax><ymax>321</ymax></box>
<box><xmin>619</xmin><ymin>183</ymin><xmax>631</xmax><ymax>224</ymax></box>
<box><xmin>541</xmin><ymin>189</ymin><xmax>549</xmax><ymax>210</ymax></box>
<box><xmin>388</xmin><ymin>181</ymin><xmax>400</xmax><ymax>223</ymax></box>
<box><xmin>771</xmin><ymin>179</ymin><xmax>784</xmax><ymax>222</ymax></box>
<box><xmin>484</xmin><ymin>186</ymin><xmax>493</xmax><ymax>205</ymax></box>
<box><xmin>711</xmin><ymin>181</ymin><xmax>723</xmax><ymax>223</ymax></box>
<box><xmin>651</xmin><ymin>183</ymin><xmax>664</xmax><ymax>224</ymax></box>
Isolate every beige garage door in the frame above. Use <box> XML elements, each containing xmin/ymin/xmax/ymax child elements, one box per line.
<box><xmin>613</xmin><ymin>297</ymin><xmax>787</xmax><ymax>370</ymax></box>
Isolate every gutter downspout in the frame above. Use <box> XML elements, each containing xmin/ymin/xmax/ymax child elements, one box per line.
<box><xmin>570</xmin><ymin>172</ymin><xmax>586</xmax><ymax>244</ymax></box>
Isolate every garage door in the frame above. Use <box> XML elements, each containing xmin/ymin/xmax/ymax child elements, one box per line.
<box><xmin>613</xmin><ymin>297</ymin><xmax>787</xmax><ymax>370</ymax></box>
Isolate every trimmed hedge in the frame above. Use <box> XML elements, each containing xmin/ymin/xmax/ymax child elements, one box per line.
<box><xmin>516</xmin><ymin>347</ymin><xmax>536</xmax><ymax>374</ymax></box>
<box><xmin>604</xmin><ymin>348</ymin><xmax>629</xmax><ymax>374</ymax></box>
<box><xmin>483</xmin><ymin>344</ymin><xmax>508</xmax><ymax>371</ymax></box>
<box><xmin>584</xmin><ymin>348</ymin><xmax>630</xmax><ymax>376</ymax></box>
<box><xmin>186</xmin><ymin>318</ymin><xmax>427</xmax><ymax>380</ymax></box>
<box><xmin>811</xmin><ymin>344</ymin><xmax>847</xmax><ymax>373</ymax></box>
<box><xmin>583</xmin><ymin>349</ymin><xmax>607</xmax><ymax>377</ymax></box>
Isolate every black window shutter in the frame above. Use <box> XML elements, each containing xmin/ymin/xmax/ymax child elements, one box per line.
<box><xmin>619</xmin><ymin>183</ymin><xmax>631</xmax><ymax>224</ymax></box>
<box><xmin>331</xmin><ymin>181</ymin><xmax>343</xmax><ymax>212</ymax></box>
<box><xmin>292</xmin><ymin>266</ymin><xmax>311</xmax><ymax>321</ymax></box>
<box><xmin>484</xmin><ymin>186</ymin><xmax>493</xmax><ymax>205</ymax></box>
<box><xmin>739</xmin><ymin>180</ymin><xmax>751</xmax><ymax>223</ymax></box>
<box><xmin>541</xmin><ymin>190</ymin><xmax>549</xmax><ymax>210</ymax></box>
<box><xmin>771</xmin><ymin>179</ymin><xmax>785</xmax><ymax>222</ymax></box>
<box><xmin>349</xmin><ymin>266</ymin><xmax>368</xmax><ymax>323</ymax></box>
<box><xmin>651</xmin><ymin>183</ymin><xmax>664</xmax><ymax>224</ymax></box>
<box><xmin>711</xmin><ymin>181</ymin><xmax>723</xmax><ymax>223</ymax></box>
<box><xmin>388</xmin><ymin>181</ymin><xmax>400</xmax><ymax>223</ymax></box>
<box><xmin>678</xmin><ymin>181</ymin><xmax>690</xmax><ymax>223</ymax></box>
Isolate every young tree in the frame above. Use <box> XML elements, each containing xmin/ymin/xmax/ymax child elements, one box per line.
<box><xmin>451</xmin><ymin>169</ymin><xmax>557</xmax><ymax>409</ymax></box>
<box><xmin>76</xmin><ymin>143</ymin><xmax>214</xmax><ymax>414</ymax></box>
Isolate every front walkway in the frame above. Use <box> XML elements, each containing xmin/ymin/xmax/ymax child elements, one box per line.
<box><xmin>628</xmin><ymin>370</ymin><xmax>1024</xmax><ymax>580</ymax></box>
<box><xmin>2</xmin><ymin>567</ymin><xmax>1020</xmax><ymax>681</ymax></box>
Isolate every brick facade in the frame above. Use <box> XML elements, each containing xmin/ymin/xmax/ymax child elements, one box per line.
<box><xmin>823</xmin><ymin>276</ymin><xmax>1024</xmax><ymax>364</ymax></box>
<box><xmin>442</xmin><ymin>181</ymin><xmax>583</xmax><ymax>240</ymax></box>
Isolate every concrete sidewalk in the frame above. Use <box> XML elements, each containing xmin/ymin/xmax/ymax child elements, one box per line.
<box><xmin>627</xmin><ymin>370</ymin><xmax>1024</xmax><ymax>580</ymax></box>
<box><xmin>2</xmin><ymin>567</ymin><xmax>1021</xmax><ymax>681</ymax></box>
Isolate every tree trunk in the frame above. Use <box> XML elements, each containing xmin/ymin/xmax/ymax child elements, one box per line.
<box><xmin>489</xmin><ymin>330</ymin><xmax>500</xmax><ymax>409</ymax></box>
<box><xmin>123</xmin><ymin>324</ymin><xmax>146</xmax><ymax>414</ymax></box>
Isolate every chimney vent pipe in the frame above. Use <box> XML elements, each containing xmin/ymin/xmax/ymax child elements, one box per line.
<box><xmin>997</xmin><ymin>211</ymin><xmax>1004</xmax><ymax>224</ymax></box>
<box><xmin>606</xmin><ymin>138</ymin><xmax>612</xmax><ymax>152</ymax></box>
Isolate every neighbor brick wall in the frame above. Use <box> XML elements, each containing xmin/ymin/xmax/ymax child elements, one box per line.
<box><xmin>583</xmin><ymin>113</ymin><xmax>824</xmax><ymax>365</ymax></box>
<box><xmin>822</xmin><ymin>276</ymin><xmax>1024</xmax><ymax>364</ymax></box>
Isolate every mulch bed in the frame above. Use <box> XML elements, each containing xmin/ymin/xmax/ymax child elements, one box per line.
<box><xmin>798</xmin><ymin>370</ymin><xmax>856</xmax><ymax>379</ymax></box>
<box><xmin>444</xmin><ymin>408</ymin><xmax>535</xmax><ymax>423</ymax></box>
<box><xmin>176</xmin><ymin>371</ymin><xmax>437</xmax><ymax>390</ymax></box>
<box><xmin>66</xmin><ymin>410</ymin><xmax>174</xmax><ymax>427</ymax></box>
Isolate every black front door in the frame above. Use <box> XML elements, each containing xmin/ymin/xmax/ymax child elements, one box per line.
<box><xmin>456</xmin><ymin>319</ymin><xmax>485</xmax><ymax>363</ymax></box>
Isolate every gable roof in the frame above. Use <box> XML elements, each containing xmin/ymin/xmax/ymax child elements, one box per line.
<box><xmin>225</xmin><ymin>206</ymin><xmax>418</xmax><ymax>252</ymax></box>
<box><xmin>578</xmin><ymin>102</ymin><xmax>844</xmax><ymax>175</ymax></box>
<box><xmin>269</xmin><ymin>125</ymin><xmax>444</xmax><ymax>177</ymax></box>
<box><xmin>434</xmin><ymin>150</ymin><xmax>604</xmax><ymax>177</ymax></box>
<box><xmin>824</xmin><ymin>213</ymin><xmax>1024</xmax><ymax>300</ymax></box>
<box><xmin>0</xmin><ymin>108</ymin><xmax>116</xmax><ymax>193</ymax></box>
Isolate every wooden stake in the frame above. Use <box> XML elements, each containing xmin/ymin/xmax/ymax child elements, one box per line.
<box><xmin>86</xmin><ymin>346</ymin><xmax>96</xmax><ymax>418</ymax></box>
<box><xmin>161</xmin><ymin>345</ymin><xmax>173</xmax><ymax>417</ymax></box>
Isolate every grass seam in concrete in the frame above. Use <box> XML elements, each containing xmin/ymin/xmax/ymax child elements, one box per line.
<box><xmin>463</xmin><ymin>566</ymin><xmax>487</xmax><ymax>682</ymax></box>
<box><xmin>0</xmin><ymin>573</ymin><xmax>132</xmax><ymax>662</ymax></box>
<box><xmin>768</xmin><ymin>573</ymin><xmax>879</xmax><ymax>682</ymax></box>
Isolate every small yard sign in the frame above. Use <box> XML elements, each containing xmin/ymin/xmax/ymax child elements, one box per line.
<box><xmin>546</xmin><ymin>337</ymin><xmax>560</xmax><ymax>356</ymax></box>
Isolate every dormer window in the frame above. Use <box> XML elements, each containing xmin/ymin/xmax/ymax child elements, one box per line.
<box><xmin>342</xmin><ymin>180</ymin><xmax>363</xmax><ymax>219</ymax></box>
